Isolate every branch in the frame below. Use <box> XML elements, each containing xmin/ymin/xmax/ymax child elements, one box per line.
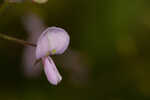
<box><xmin>0</xmin><ymin>33</ymin><xmax>36</xmax><ymax>47</ymax></box>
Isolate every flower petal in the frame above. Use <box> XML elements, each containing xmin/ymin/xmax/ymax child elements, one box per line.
<box><xmin>36</xmin><ymin>33</ymin><xmax>50</xmax><ymax>59</ymax></box>
<box><xmin>42</xmin><ymin>56</ymin><xmax>62</xmax><ymax>85</ymax></box>
<box><xmin>36</xmin><ymin>27</ymin><xmax>70</xmax><ymax>59</ymax></box>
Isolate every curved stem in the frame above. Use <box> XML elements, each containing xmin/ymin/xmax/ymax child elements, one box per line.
<box><xmin>0</xmin><ymin>33</ymin><xmax>36</xmax><ymax>47</ymax></box>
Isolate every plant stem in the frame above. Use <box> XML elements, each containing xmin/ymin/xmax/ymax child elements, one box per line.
<box><xmin>0</xmin><ymin>33</ymin><xmax>36</xmax><ymax>47</ymax></box>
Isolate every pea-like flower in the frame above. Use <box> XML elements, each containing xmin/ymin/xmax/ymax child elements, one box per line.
<box><xmin>36</xmin><ymin>27</ymin><xmax>70</xmax><ymax>85</ymax></box>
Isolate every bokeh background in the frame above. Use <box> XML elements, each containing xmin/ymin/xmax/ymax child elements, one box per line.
<box><xmin>0</xmin><ymin>0</ymin><xmax>150</xmax><ymax>100</ymax></box>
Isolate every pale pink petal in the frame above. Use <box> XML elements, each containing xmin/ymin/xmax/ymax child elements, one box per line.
<box><xmin>36</xmin><ymin>27</ymin><xmax>70</xmax><ymax>59</ymax></box>
<box><xmin>36</xmin><ymin>34</ymin><xmax>50</xmax><ymax>59</ymax></box>
<box><xmin>42</xmin><ymin>57</ymin><xmax>62</xmax><ymax>85</ymax></box>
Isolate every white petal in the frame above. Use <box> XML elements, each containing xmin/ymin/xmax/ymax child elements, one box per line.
<box><xmin>42</xmin><ymin>57</ymin><xmax>62</xmax><ymax>85</ymax></box>
<box><xmin>36</xmin><ymin>27</ymin><xmax>70</xmax><ymax>59</ymax></box>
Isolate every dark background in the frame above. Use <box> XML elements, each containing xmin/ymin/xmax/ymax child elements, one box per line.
<box><xmin>1</xmin><ymin>0</ymin><xmax>150</xmax><ymax>100</ymax></box>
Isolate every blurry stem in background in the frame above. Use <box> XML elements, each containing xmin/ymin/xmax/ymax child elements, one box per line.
<box><xmin>0</xmin><ymin>33</ymin><xmax>36</xmax><ymax>47</ymax></box>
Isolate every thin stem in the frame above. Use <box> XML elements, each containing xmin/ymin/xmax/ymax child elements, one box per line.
<box><xmin>0</xmin><ymin>33</ymin><xmax>36</xmax><ymax>47</ymax></box>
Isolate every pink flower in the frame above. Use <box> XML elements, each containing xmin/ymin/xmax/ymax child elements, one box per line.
<box><xmin>36</xmin><ymin>27</ymin><xmax>70</xmax><ymax>85</ymax></box>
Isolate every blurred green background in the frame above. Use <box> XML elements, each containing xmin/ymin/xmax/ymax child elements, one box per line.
<box><xmin>1</xmin><ymin>0</ymin><xmax>150</xmax><ymax>100</ymax></box>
